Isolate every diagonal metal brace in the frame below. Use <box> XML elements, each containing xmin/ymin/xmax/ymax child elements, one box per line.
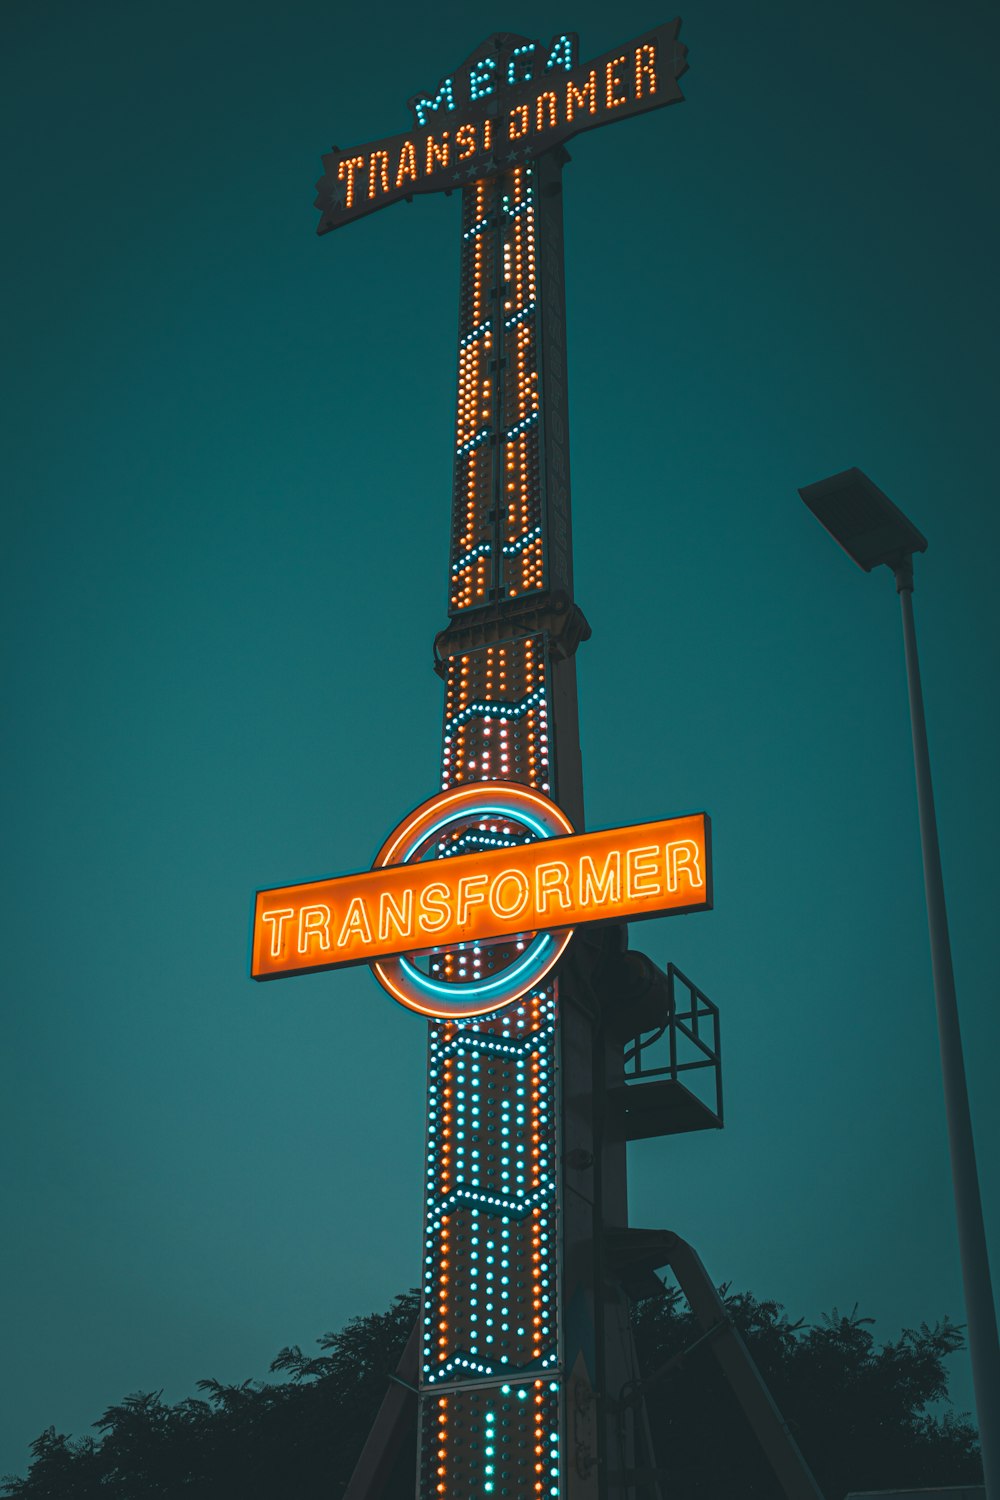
<box><xmin>344</xmin><ymin>1320</ymin><xmax>420</xmax><ymax>1500</ymax></box>
<box><xmin>608</xmin><ymin>1228</ymin><xmax>826</xmax><ymax>1500</ymax></box>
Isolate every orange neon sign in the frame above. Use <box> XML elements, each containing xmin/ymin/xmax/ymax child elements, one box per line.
<box><xmin>251</xmin><ymin>784</ymin><xmax>712</xmax><ymax>1006</ymax></box>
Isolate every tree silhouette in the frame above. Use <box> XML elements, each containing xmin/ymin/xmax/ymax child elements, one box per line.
<box><xmin>631</xmin><ymin>1288</ymin><xmax>981</xmax><ymax>1498</ymax></box>
<box><xmin>2</xmin><ymin>1286</ymin><xmax>981</xmax><ymax>1498</ymax></box>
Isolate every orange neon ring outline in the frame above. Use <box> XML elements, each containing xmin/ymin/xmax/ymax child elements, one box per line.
<box><xmin>370</xmin><ymin>782</ymin><xmax>575</xmax><ymax>1019</ymax></box>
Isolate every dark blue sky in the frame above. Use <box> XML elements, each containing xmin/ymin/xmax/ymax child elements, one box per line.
<box><xmin>3</xmin><ymin>0</ymin><xmax>998</xmax><ymax>1480</ymax></box>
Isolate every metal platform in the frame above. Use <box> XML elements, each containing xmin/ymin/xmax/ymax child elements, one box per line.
<box><xmin>609</xmin><ymin>1076</ymin><xmax>722</xmax><ymax>1141</ymax></box>
<box><xmin>611</xmin><ymin>960</ymin><xmax>723</xmax><ymax>1140</ymax></box>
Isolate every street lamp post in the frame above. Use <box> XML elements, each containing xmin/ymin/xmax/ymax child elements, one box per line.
<box><xmin>799</xmin><ymin>467</ymin><xmax>999</xmax><ymax>1499</ymax></box>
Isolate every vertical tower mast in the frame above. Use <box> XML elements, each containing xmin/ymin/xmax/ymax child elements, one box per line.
<box><xmin>299</xmin><ymin>27</ymin><xmax>709</xmax><ymax>1497</ymax></box>
<box><xmin>419</xmin><ymin>149</ymin><xmax>635</xmax><ymax>1498</ymax></box>
<box><xmin>256</xmin><ymin>25</ymin><xmax>830</xmax><ymax>1497</ymax></box>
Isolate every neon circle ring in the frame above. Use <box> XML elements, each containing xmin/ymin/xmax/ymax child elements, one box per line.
<box><xmin>370</xmin><ymin>782</ymin><xmax>575</xmax><ymax>1020</ymax></box>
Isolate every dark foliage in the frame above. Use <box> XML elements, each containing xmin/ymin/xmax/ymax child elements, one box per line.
<box><xmin>1</xmin><ymin>1291</ymin><xmax>419</xmax><ymax>1500</ymax></box>
<box><xmin>632</xmin><ymin>1286</ymin><xmax>981</xmax><ymax>1499</ymax></box>
<box><xmin>2</xmin><ymin>1285</ymin><xmax>981</xmax><ymax>1499</ymax></box>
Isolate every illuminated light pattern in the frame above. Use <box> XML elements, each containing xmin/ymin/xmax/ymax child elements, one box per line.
<box><xmin>441</xmin><ymin>639</ymin><xmax>550</xmax><ymax>794</ymax></box>
<box><xmin>421</xmin><ymin>979</ymin><xmax>561</xmax><ymax>1471</ymax></box>
<box><xmin>251</xmin><ymin>805</ymin><xmax>707</xmax><ymax>985</ymax></box>
<box><xmin>315</xmin><ymin>26</ymin><xmax>688</xmax><ymax>234</ymax></box>
<box><xmin>440</xmin><ymin>825</ymin><xmax>534</xmax><ymax>854</ymax></box>
<box><xmin>419</xmin><ymin>1382</ymin><xmax>561</xmax><ymax>1498</ymax></box>
<box><xmin>507</xmin><ymin>42</ymin><xmax>537</xmax><ymax>87</ymax></box>
<box><xmin>377</xmin><ymin>936</ymin><xmax>565</xmax><ymax>1022</ymax></box>
<box><xmin>504</xmin><ymin>300</ymin><xmax>536</xmax><ymax>329</ymax></box>
<box><xmin>423</xmin><ymin>174</ymin><xmax>564</xmax><ymax>1471</ymax></box>
<box><xmin>499</xmin><ymin>169</ymin><xmax>544</xmax><ymax>601</ymax></box>
<box><xmin>451</xmin><ymin>540</ymin><xmax>492</xmax><ymax>575</ymax></box>
<box><xmin>456</xmin><ymin>427</ymin><xmax>492</xmax><ymax>458</ymax></box>
<box><xmin>430</xmin><ymin>647</ymin><xmax>557</xmax><ymax>1005</ymax></box>
<box><xmin>413</xmin><ymin>76</ymin><xmax>457</xmax><ymax>127</ymax></box>
<box><xmin>305</xmin><ymin>33</ymin><xmax>695</xmax><ymax>1495</ymax></box>
<box><xmin>546</xmin><ymin>34</ymin><xmax>575</xmax><ymax>73</ymax></box>
<box><xmin>419</xmin><ymin>143</ymin><xmax>577</xmax><ymax>1494</ymax></box>
<box><xmin>449</xmin><ymin>166</ymin><xmax>546</xmax><ymax>611</ymax></box>
<box><xmin>421</xmin><ymin>990</ymin><xmax>558</xmax><ymax>1379</ymax></box>
<box><xmin>470</xmin><ymin>56</ymin><xmax>497</xmax><ymax>102</ymax></box>
<box><xmin>502</xmin><ymin>524</ymin><xmax>542</xmax><ymax>556</ymax></box>
<box><xmin>451</xmin><ymin>178</ymin><xmax>498</xmax><ymax>611</ymax></box>
<box><xmin>506</xmin><ymin>409</ymin><xmax>540</xmax><ymax>440</ymax></box>
<box><xmin>635</xmin><ymin>40</ymin><xmax>658</xmax><ymax>98</ymax></box>
<box><xmin>605</xmin><ymin>54</ymin><xmax>628</xmax><ymax>110</ymax></box>
<box><xmin>424</xmin><ymin>1012</ymin><xmax>556</xmax><ymax>1231</ymax></box>
<box><xmin>460</xmin><ymin>318</ymin><xmax>492</xmax><ymax>347</ymax></box>
<box><xmin>444</xmin><ymin>684</ymin><xmax>546</xmax><ymax>734</ymax></box>
<box><xmin>363</xmin><ymin>779</ymin><xmax>575</xmax><ymax>1019</ymax></box>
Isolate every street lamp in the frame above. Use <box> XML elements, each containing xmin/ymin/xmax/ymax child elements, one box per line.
<box><xmin>799</xmin><ymin>466</ymin><xmax>999</xmax><ymax>1499</ymax></box>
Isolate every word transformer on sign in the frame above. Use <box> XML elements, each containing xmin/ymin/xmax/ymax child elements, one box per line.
<box><xmin>250</xmin><ymin>786</ymin><xmax>711</xmax><ymax>1010</ymax></box>
<box><xmin>315</xmin><ymin>20</ymin><xmax>687</xmax><ymax>230</ymax></box>
<box><xmin>255</xmin><ymin>821</ymin><xmax>708</xmax><ymax>966</ymax></box>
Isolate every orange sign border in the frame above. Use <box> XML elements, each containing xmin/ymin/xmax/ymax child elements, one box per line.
<box><xmin>250</xmin><ymin>798</ymin><xmax>712</xmax><ymax>984</ymax></box>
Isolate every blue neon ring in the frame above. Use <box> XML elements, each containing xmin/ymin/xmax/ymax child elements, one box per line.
<box><xmin>396</xmin><ymin>933</ymin><xmax>554</xmax><ymax>1007</ymax></box>
<box><xmin>372</xmin><ymin>785</ymin><xmax>572</xmax><ymax>1017</ymax></box>
<box><xmin>394</xmin><ymin>802</ymin><xmax>555</xmax><ymax>860</ymax></box>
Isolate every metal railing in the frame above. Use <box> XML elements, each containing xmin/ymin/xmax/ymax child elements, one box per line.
<box><xmin>623</xmin><ymin>963</ymin><xmax>723</xmax><ymax>1126</ymax></box>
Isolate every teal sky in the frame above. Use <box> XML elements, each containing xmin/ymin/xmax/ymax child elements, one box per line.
<box><xmin>3</xmin><ymin>0</ymin><xmax>998</xmax><ymax>1480</ymax></box>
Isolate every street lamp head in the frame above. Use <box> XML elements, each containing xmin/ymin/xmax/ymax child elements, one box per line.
<box><xmin>798</xmin><ymin>467</ymin><xmax>928</xmax><ymax>572</ymax></box>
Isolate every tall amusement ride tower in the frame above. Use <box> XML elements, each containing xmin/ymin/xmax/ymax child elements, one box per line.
<box><xmin>251</xmin><ymin>24</ymin><xmax>826</xmax><ymax>1500</ymax></box>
